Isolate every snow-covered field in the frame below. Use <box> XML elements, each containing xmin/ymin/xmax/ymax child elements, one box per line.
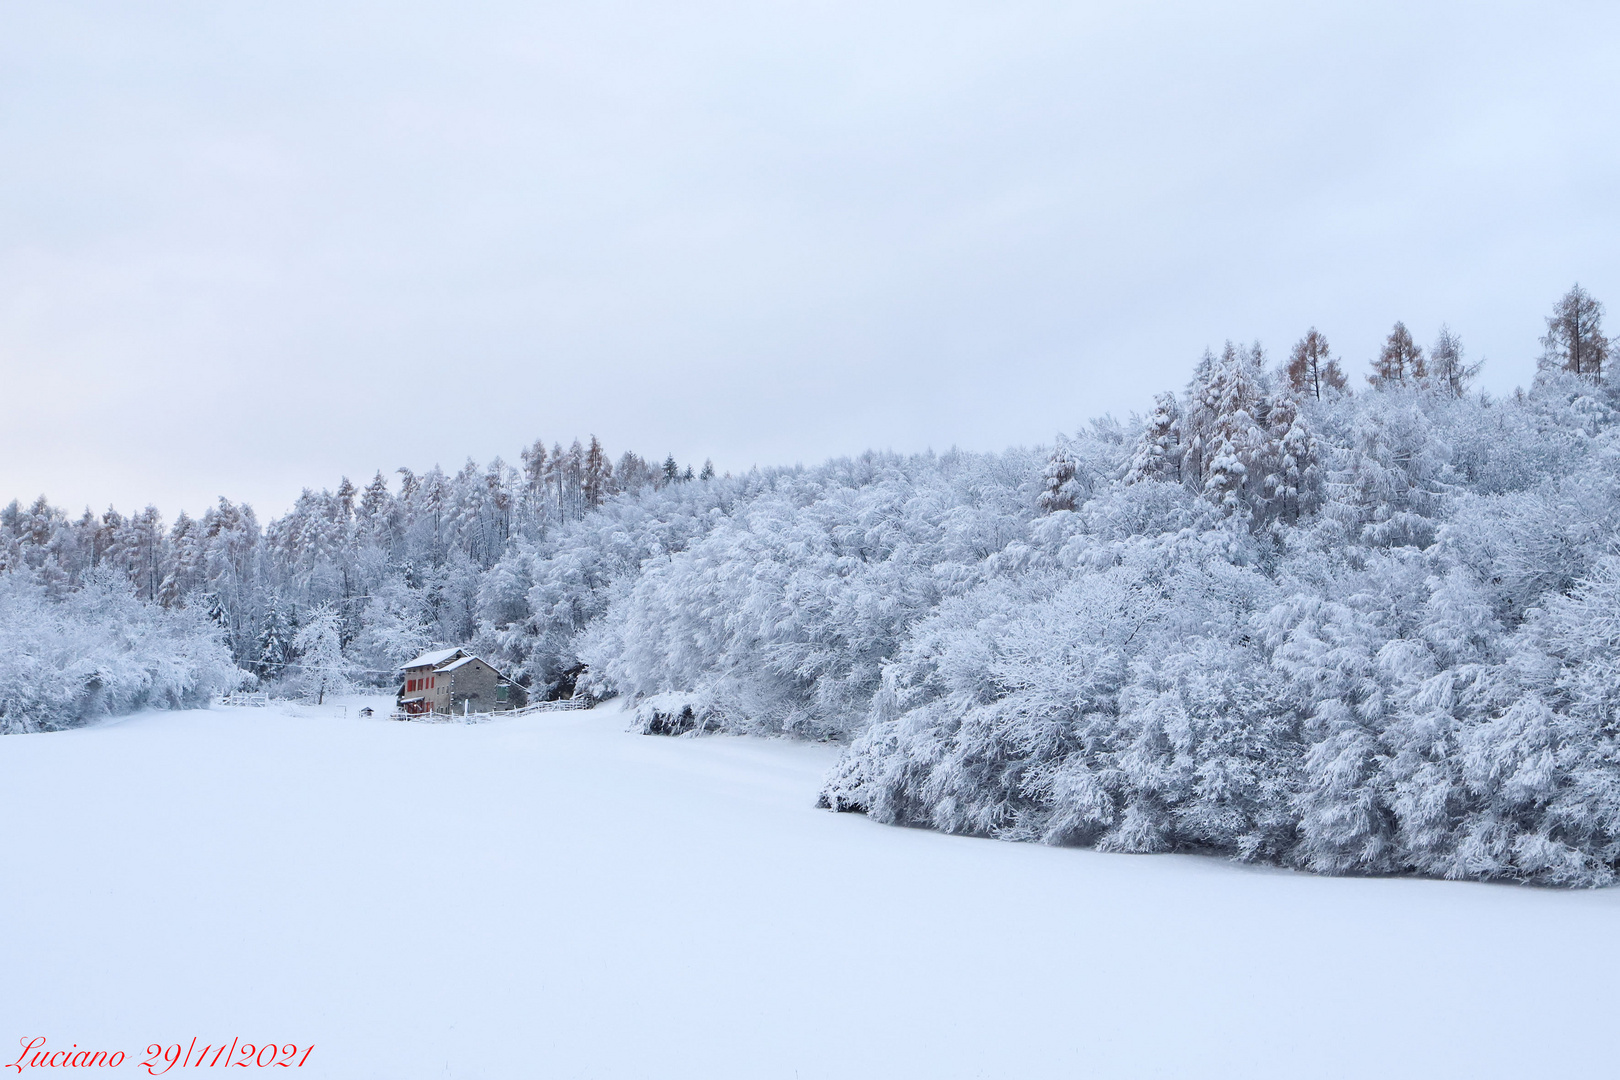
<box><xmin>4</xmin><ymin>699</ymin><xmax>1617</xmax><ymax>1079</ymax></box>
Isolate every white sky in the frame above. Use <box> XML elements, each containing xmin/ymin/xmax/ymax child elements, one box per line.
<box><xmin>3</xmin><ymin>1</ymin><xmax>1617</xmax><ymax>520</ymax></box>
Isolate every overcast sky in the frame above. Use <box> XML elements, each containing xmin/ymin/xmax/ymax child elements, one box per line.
<box><xmin>3</xmin><ymin>0</ymin><xmax>1617</xmax><ymax>520</ymax></box>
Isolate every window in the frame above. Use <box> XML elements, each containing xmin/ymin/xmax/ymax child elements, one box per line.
<box><xmin>407</xmin><ymin>678</ymin><xmax>416</xmax><ymax>692</ymax></box>
<box><xmin>497</xmin><ymin>684</ymin><xmax>508</xmax><ymax>702</ymax></box>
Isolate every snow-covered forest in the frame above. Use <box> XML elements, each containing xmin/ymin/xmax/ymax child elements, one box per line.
<box><xmin>8</xmin><ymin>287</ymin><xmax>1620</xmax><ymax>885</ymax></box>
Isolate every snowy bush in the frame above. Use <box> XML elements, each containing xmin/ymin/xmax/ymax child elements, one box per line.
<box><xmin>0</xmin><ymin>569</ymin><xmax>241</xmax><ymax>733</ymax></box>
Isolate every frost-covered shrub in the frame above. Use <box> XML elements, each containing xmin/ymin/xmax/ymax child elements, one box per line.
<box><xmin>631</xmin><ymin>692</ymin><xmax>724</xmax><ymax>736</ymax></box>
<box><xmin>0</xmin><ymin>569</ymin><xmax>241</xmax><ymax>733</ymax></box>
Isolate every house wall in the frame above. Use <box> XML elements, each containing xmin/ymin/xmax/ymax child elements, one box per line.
<box><xmin>399</xmin><ymin>667</ymin><xmax>447</xmax><ymax>712</ymax></box>
<box><xmin>448</xmin><ymin>661</ymin><xmax>501</xmax><ymax>713</ymax></box>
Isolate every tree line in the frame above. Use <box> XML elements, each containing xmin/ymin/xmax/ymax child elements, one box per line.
<box><xmin>11</xmin><ymin>284</ymin><xmax>1620</xmax><ymax>889</ymax></box>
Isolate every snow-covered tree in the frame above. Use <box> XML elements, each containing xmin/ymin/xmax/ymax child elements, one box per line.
<box><xmin>292</xmin><ymin>604</ymin><xmax>351</xmax><ymax>704</ymax></box>
<box><xmin>1124</xmin><ymin>393</ymin><xmax>1183</xmax><ymax>485</ymax></box>
<box><xmin>1368</xmin><ymin>321</ymin><xmax>1426</xmax><ymax>388</ymax></box>
<box><xmin>1539</xmin><ymin>283</ymin><xmax>1609</xmax><ymax>381</ymax></box>
<box><xmin>1429</xmin><ymin>325</ymin><xmax>1482</xmax><ymax>398</ymax></box>
<box><xmin>1284</xmin><ymin>328</ymin><xmax>1348</xmax><ymax>400</ymax></box>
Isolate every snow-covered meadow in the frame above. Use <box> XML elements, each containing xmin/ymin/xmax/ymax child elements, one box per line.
<box><xmin>4</xmin><ymin>698</ymin><xmax>1616</xmax><ymax>1079</ymax></box>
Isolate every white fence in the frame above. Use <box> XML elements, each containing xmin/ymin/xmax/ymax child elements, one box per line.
<box><xmin>389</xmin><ymin>698</ymin><xmax>590</xmax><ymax>724</ymax></box>
<box><xmin>215</xmin><ymin>691</ymin><xmax>271</xmax><ymax>708</ymax></box>
<box><xmin>510</xmin><ymin>699</ymin><xmax>590</xmax><ymax>716</ymax></box>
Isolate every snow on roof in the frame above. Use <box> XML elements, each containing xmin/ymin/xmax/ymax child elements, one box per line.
<box><xmin>437</xmin><ymin>654</ymin><xmax>516</xmax><ymax>680</ymax></box>
<box><xmin>401</xmin><ymin>647</ymin><xmax>465</xmax><ymax>670</ymax></box>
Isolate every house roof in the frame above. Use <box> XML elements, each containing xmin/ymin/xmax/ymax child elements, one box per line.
<box><xmin>401</xmin><ymin>647</ymin><xmax>466</xmax><ymax>671</ymax></box>
<box><xmin>438</xmin><ymin>654</ymin><xmax>517</xmax><ymax>681</ymax></box>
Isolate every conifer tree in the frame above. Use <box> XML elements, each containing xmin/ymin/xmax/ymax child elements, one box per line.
<box><xmin>1264</xmin><ymin>392</ymin><xmax>1318</xmax><ymax>522</ymax></box>
<box><xmin>334</xmin><ymin>476</ymin><xmax>356</xmax><ymax>524</ymax></box>
<box><xmin>1539</xmin><ymin>284</ymin><xmax>1609</xmax><ymax>381</ymax></box>
<box><xmin>1368</xmin><ymin>322</ymin><xmax>1426</xmax><ymax>388</ymax></box>
<box><xmin>256</xmin><ymin>597</ymin><xmax>296</xmax><ymax>681</ymax></box>
<box><xmin>699</xmin><ymin>459</ymin><xmax>716</xmax><ymax>481</ymax></box>
<box><xmin>1184</xmin><ymin>342</ymin><xmax>1271</xmax><ymax>517</ymax></box>
<box><xmin>126</xmin><ymin>506</ymin><xmax>165</xmax><ymax>602</ymax></box>
<box><xmin>520</xmin><ymin>438</ymin><xmax>548</xmax><ymax>522</ymax></box>
<box><xmin>359</xmin><ymin>472</ymin><xmax>394</xmax><ymax>547</ymax></box>
<box><xmin>1429</xmin><ymin>325</ymin><xmax>1483</xmax><ymax>397</ymax></box>
<box><xmin>614</xmin><ymin>451</ymin><xmax>656</xmax><ymax>494</ymax></box>
<box><xmin>1124</xmin><ymin>393</ymin><xmax>1183</xmax><ymax>485</ymax></box>
<box><xmin>1039</xmin><ymin>439</ymin><xmax>1080</xmax><ymax>511</ymax></box>
<box><xmin>95</xmin><ymin>507</ymin><xmax>124</xmax><ymax>569</ymax></box>
<box><xmin>583</xmin><ymin>436</ymin><xmax>612</xmax><ymax>509</ymax></box>
<box><xmin>395</xmin><ymin>467</ymin><xmax>419</xmax><ymax>505</ymax></box>
<box><xmin>159</xmin><ymin>511</ymin><xmax>201</xmax><ymax>608</ymax></box>
<box><xmin>1284</xmin><ymin>328</ymin><xmax>1348</xmax><ymax>400</ymax></box>
<box><xmin>562</xmin><ymin>440</ymin><xmax>587</xmax><ymax>520</ymax></box>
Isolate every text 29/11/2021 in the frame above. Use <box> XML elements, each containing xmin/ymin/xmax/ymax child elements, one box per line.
<box><xmin>7</xmin><ymin>1038</ymin><xmax>314</xmax><ymax>1073</ymax></box>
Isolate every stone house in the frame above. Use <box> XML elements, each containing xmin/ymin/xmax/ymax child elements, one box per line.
<box><xmin>398</xmin><ymin>647</ymin><xmax>528</xmax><ymax>715</ymax></box>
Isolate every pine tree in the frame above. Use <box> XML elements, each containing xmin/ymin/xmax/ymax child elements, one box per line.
<box><xmin>614</xmin><ymin>451</ymin><xmax>657</xmax><ymax>494</ymax></box>
<box><xmin>1039</xmin><ymin>439</ymin><xmax>1080</xmax><ymax>511</ymax></box>
<box><xmin>520</xmin><ymin>439</ymin><xmax>548</xmax><ymax>527</ymax></box>
<box><xmin>200</xmin><ymin>497</ymin><xmax>262</xmax><ymax>663</ymax></box>
<box><xmin>699</xmin><ymin>459</ymin><xmax>716</xmax><ymax>481</ymax></box>
<box><xmin>583</xmin><ymin>436</ymin><xmax>612</xmax><ymax>509</ymax></box>
<box><xmin>395</xmin><ymin>467</ymin><xmax>419</xmax><ymax>505</ymax></box>
<box><xmin>1539</xmin><ymin>284</ymin><xmax>1609</xmax><ymax>381</ymax></box>
<box><xmin>1187</xmin><ymin>342</ymin><xmax>1271</xmax><ymax>519</ymax></box>
<box><xmin>1368</xmin><ymin>322</ymin><xmax>1426</xmax><ymax>388</ymax></box>
<box><xmin>256</xmin><ymin>597</ymin><xmax>296</xmax><ymax>681</ymax></box>
<box><xmin>95</xmin><ymin>506</ymin><xmax>125</xmax><ymax>570</ymax></box>
<box><xmin>1284</xmin><ymin>328</ymin><xmax>1348</xmax><ymax>400</ymax></box>
<box><xmin>159</xmin><ymin>511</ymin><xmax>201</xmax><ymax>608</ymax></box>
<box><xmin>1263</xmin><ymin>392</ymin><xmax>1318</xmax><ymax>522</ymax></box>
<box><xmin>359</xmin><ymin>472</ymin><xmax>394</xmax><ymax>547</ymax></box>
<box><xmin>661</xmin><ymin>455</ymin><xmax>680</xmax><ymax>487</ymax></box>
<box><xmin>561</xmin><ymin>440</ymin><xmax>587</xmax><ymax>519</ymax></box>
<box><xmin>1124</xmin><ymin>393</ymin><xmax>1183</xmax><ymax>485</ymax></box>
<box><xmin>334</xmin><ymin>476</ymin><xmax>356</xmax><ymax>524</ymax></box>
<box><xmin>1429</xmin><ymin>325</ymin><xmax>1482</xmax><ymax>398</ymax></box>
<box><xmin>126</xmin><ymin>506</ymin><xmax>165</xmax><ymax>602</ymax></box>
